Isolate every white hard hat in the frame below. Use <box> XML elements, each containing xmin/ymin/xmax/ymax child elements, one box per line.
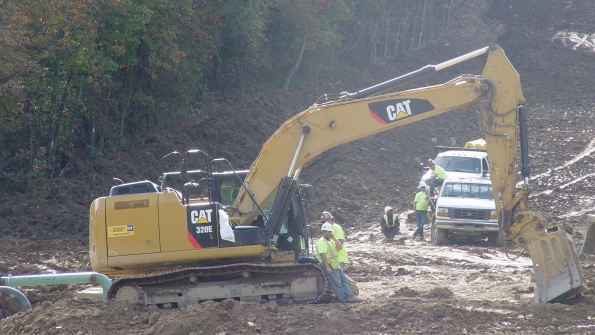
<box><xmin>384</xmin><ymin>206</ymin><xmax>392</xmax><ymax>214</ymax></box>
<box><xmin>419</xmin><ymin>182</ymin><xmax>427</xmax><ymax>188</ymax></box>
<box><xmin>321</xmin><ymin>222</ymin><xmax>333</xmax><ymax>231</ymax></box>
<box><xmin>320</xmin><ymin>211</ymin><xmax>333</xmax><ymax>220</ymax></box>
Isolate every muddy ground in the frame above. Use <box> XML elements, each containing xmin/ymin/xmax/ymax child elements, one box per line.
<box><xmin>1</xmin><ymin>0</ymin><xmax>595</xmax><ymax>334</ymax></box>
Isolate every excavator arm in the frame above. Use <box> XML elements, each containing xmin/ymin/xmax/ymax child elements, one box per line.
<box><xmin>230</xmin><ymin>46</ymin><xmax>500</xmax><ymax>224</ymax></box>
<box><xmin>480</xmin><ymin>48</ymin><xmax>587</xmax><ymax>302</ymax></box>
<box><xmin>230</xmin><ymin>43</ymin><xmax>587</xmax><ymax>303</ymax></box>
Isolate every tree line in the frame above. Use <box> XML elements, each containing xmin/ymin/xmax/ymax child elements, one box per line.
<box><xmin>0</xmin><ymin>0</ymin><xmax>468</xmax><ymax>191</ymax></box>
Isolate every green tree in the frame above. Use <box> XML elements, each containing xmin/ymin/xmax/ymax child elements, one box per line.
<box><xmin>269</xmin><ymin>0</ymin><xmax>348</xmax><ymax>90</ymax></box>
<box><xmin>0</xmin><ymin>0</ymin><xmax>471</xmax><ymax>192</ymax></box>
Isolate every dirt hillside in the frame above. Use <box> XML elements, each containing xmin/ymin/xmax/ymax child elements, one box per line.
<box><xmin>1</xmin><ymin>0</ymin><xmax>595</xmax><ymax>334</ymax></box>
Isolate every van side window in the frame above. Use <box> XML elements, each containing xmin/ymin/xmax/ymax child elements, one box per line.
<box><xmin>482</xmin><ymin>158</ymin><xmax>489</xmax><ymax>172</ymax></box>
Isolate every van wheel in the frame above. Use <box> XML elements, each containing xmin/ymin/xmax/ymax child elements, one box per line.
<box><xmin>489</xmin><ymin>233</ymin><xmax>503</xmax><ymax>247</ymax></box>
<box><xmin>431</xmin><ymin>220</ymin><xmax>448</xmax><ymax>245</ymax></box>
<box><xmin>427</xmin><ymin>210</ymin><xmax>435</xmax><ymax>225</ymax></box>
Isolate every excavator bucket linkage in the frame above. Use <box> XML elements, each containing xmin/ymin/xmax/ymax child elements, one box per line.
<box><xmin>510</xmin><ymin>211</ymin><xmax>588</xmax><ymax>302</ymax></box>
<box><xmin>578</xmin><ymin>216</ymin><xmax>595</xmax><ymax>264</ymax></box>
<box><xmin>527</xmin><ymin>228</ymin><xmax>587</xmax><ymax>303</ymax></box>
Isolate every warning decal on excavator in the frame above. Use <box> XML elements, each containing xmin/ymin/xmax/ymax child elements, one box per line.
<box><xmin>108</xmin><ymin>224</ymin><xmax>134</xmax><ymax>237</ymax></box>
<box><xmin>368</xmin><ymin>98</ymin><xmax>435</xmax><ymax>125</ymax></box>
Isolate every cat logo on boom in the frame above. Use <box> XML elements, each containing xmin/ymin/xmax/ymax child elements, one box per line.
<box><xmin>190</xmin><ymin>209</ymin><xmax>212</xmax><ymax>224</ymax></box>
<box><xmin>386</xmin><ymin>100</ymin><xmax>412</xmax><ymax>120</ymax></box>
<box><xmin>368</xmin><ymin>98</ymin><xmax>435</xmax><ymax>125</ymax></box>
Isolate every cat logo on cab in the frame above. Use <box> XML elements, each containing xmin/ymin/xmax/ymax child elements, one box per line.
<box><xmin>190</xmin><ymin>209</ymin><xmax>212</xmax><ymax>224</ymax></box>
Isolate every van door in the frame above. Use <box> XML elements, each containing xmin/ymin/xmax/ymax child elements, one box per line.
<box><xmin>482</xmin><ymin>158</ymin><xmax>490</xmax><ymax>176</ymax></box>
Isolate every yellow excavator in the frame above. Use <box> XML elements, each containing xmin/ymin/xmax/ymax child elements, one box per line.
<box><xmin>90</xmin><ymin>43</ymin><xmax>587</xmax><ymax>306</ymax></box>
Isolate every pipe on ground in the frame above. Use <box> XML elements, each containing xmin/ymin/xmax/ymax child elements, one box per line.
<box><xmin>0</xmin><ymin>272</ymin><xmax>111</xmax><ymax>301</ymax></box>
<box><xmin>0</xmin><ymin>286</ymin><xmax>32</xmax><ymax>312</ymax></box>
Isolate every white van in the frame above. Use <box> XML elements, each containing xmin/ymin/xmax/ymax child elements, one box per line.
<box><xmin>430</xmin><ymin>178</ymin><xmax>501</xmax><ymax>246</ymax></box>
<box><xmin>419</xmin><ymin>149</ymin><xmax>489</xmax><ymax>187</ymax></box>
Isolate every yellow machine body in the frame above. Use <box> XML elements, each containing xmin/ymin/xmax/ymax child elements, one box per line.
<box><xmin>90</xmin><ymin>190</ymin><xmax>268</xmax><ymax>276</ymax></box>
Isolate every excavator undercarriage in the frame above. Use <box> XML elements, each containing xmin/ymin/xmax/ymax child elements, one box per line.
<box><xmin>109</xmin><ymin>263</ymin><xmax>326</xmax><ymax>306</ymax></box>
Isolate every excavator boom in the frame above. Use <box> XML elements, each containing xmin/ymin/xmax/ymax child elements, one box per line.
<box><xmin>230</xmin><ymin>46</ymin><xmax>518</xmax><ymax>226</ymax></box>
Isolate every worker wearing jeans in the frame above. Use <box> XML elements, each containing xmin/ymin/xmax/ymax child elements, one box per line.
<box><xmin>316</xmin><ymin>222</ymin><xmax>361</xmax><ymax>303</ymax></box>
<box><xmin>320</xmin><ymin>211</ymin><xmax>361</xmax><ymax>302</ymax></box>
<box><xmin>413</xmin><ymin>183</ymin><xmax>430</xmax><ymax>240</ymax></box>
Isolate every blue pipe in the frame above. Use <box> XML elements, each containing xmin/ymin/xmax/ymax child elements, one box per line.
<box><xmin>0</xmin><ymin>286</ymin><xmax>32</xmax><ymax>312</ymax></box>
<box><xmin>0</xmin><ymin>272</ymin><xmax>111</xmax><ymax>301</ymax></box>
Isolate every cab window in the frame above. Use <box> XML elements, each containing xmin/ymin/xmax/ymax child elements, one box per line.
<box><xmin>442</xmin><ymin>182</ymin><xmax>493</xmax><ymax>199</ymax></box>
<box><xmin>263</xmin><ymin>199</ymin><xmax>289</xmax><ymax>234</ymax></box>
<box><xmin>219</xmin><ymin>178</ymin><xmax>242</xmax><ymax>206</ymax></box>
<box><xmin>435</xmin><ymin>157</ymin><xmax>481</xmax><ymax>173</ymax></box>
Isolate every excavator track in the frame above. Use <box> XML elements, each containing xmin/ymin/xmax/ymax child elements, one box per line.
<box><xmin>108</xmin><ymin>263</ymin><xmax>326</xmax><ymax>307</ymax></box>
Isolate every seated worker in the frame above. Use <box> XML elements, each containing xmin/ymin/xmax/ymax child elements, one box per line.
<box><xmin>427</xmin><ymin>159</ymin><xmax>448</xmax><ymax>197</ymax></box>
<box><xmin>380</xmin><ymin>206</ymin><xmax>400</xmax><ymax>240</ymax></box>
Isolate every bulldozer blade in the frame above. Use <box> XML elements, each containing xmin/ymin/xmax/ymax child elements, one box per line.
<box><xmin>526</xmin><ymin>229</ymin><xmax>588</xmax><ymax>303</ymax></box>
<box><xmin>578</xmin><ymin>216</ymin><xmax>595</xmax><ymax>264</ymax></box>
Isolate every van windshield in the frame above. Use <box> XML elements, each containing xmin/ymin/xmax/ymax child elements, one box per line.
<box><xmin>434</xmin><ymin>156</ymin><xmax>481</xmax><ymax>173</ymax></box>
<box><xmin>441</xmin><ymin>182</ymin><xmax>493</xmax><ymax>200</ymax></box>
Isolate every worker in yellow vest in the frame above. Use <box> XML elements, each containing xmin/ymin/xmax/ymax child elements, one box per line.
<box><xmin>427</xmin><ymin>159</ymin><xmax>448</xmax><ymax>197</ymax></box>
<box><xmin>380</xmin><ymin>206</ymin><xmax>400</xmax><ymax>240</ymax></box>
<box><xmin>412</xmin><ymin>182</ymin><xmax>430</xmax><ymax>240</ymax></box>
<box><xmin>320</xmin><ymin>211</ymin><xmax>362</xmax><ymax>303</ymax></box>
<box><xmin>316</xmin><ymin>222</ymin><xmax>362</xmax><ymax>303</ymax></box>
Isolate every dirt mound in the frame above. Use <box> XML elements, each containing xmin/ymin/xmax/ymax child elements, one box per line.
<box><xmin>4</xmin><ymin>292</ymin><xmax>595</xmax><ymax>335</ymax></box>
<box><xmin>2</xmin><ymin>0</ymin><xmax>595</xmax><ymax>333</ymax></box>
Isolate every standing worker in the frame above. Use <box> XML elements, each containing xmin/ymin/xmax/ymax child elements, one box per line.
<box><xmin>316</xmin><ymin>222</ymin><xmax>361</xmax><ymax>303</ymax></box>
<box><xmin>412</xmin><ymin>182</ymin><xmax>430</xmax><ymax>240</ymax></box>
<box><xmin>380</xmin><ymin>206</ymin><xmax>400</xmax><ymax>240</ymax></box>
<box><xmin>427</xmin><ymin>159</ymin><xmax>448</xmax><ymax>197</ymax></box>
<box><xmin>320</xmin><ymin>211</ymin><xmax>362</xmax><ymax>303</ymax></box>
